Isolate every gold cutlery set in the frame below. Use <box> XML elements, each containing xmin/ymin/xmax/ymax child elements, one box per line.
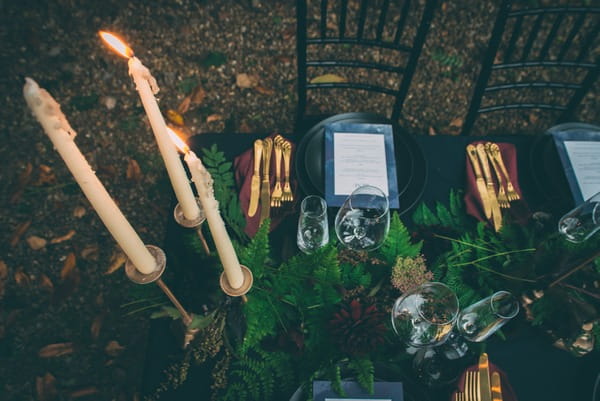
<box><xmin>466</xmin><ymin>142</ymin><xmax>520</xmax><ymax>232</ymax></box>
<box><xmin>455</xmin><ymin>353</ymin><xmax>504</xmax><ymax>401</ymax></box>
<box><xmin>248</xmin><ymin>135</ymin><xmax>294</xmax><ymax>223</ymax></box>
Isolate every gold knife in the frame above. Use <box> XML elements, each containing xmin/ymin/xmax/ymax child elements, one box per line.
<box><xmin>247</xmin><ymin>139</ymin><xmax>263</xmax><ymax>217</ymax></box>
<box><xmin>491</xmin><ymin>371</ymin><xmax>503</xmax><ymax>401</ymax></box>
<box><xmin>259</xmin><ymin>137</ymin><xmax>273</xmax><ymax>224</ymax></box>
<box><xmin>476</xmin><ymin>143</ymin><xmax>502</xmax><ymax>231</ymax></box>
<box><xmin>479</xmin><ymin>353</ymin><xmax>493</xmax><ymax>401</ymax></box>
<box><xmin>466</xmin><ymin>144</ymin><xmax>492</xmax><ymax>219</ymax></box>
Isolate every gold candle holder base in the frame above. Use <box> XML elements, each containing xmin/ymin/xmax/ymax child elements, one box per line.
<box><xmin>173</xmin><ymin>198</ymin><xmax>210</xmax><ymax>255</ymax></box>
<box><xmin>219</xmin><ymin>265</ymin><xmax>253</xmax><ymax>297</ymax></box>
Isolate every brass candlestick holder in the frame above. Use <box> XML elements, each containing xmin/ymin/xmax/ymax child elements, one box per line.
<box><xmin>125</xmin><ymin>244</ymin><xmax>201</xmax><ymax>348</ymax></box>
<box><xmin>173</xmin><ymin>197</ymin><xmax>210</xmax><ymax>255</ymax></box>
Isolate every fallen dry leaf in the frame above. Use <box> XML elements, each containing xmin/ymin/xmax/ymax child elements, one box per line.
<box><xmin>26</xmin><ymin>235</ymin><xmax>47</xmax><ymax>250</ymax></box>
<box><xmin>236</xmin><ymin>73</ymin><xmax>259</xmax><ymax>88</ymax></box>
<box><xmin>60</xmin><ymin>253</ymin><xmax>77</xmax><ymax>280</ymax></box>
<box><xmin>0</xmin><ymin>261</ymin><xmax>7</xmax><ymax>280</ymax></box>
<box><xmin>72</xmin><ymin>206</ymin><xmax>86</xmax><ymax>218</ymax></box>
<box><xmin>39</xmin><ymin>274</ymin><xmax>54</xmax><ymax>291</ymax></box>
<box><xmin>14</xmin><ymin>270</ymin><xmax>31</xmax><ymax>287</ymax></box>
<box><xmin>34</xmin><ymin>164</ymin><xmax>56</xmax><ymax>186</ymax></box>
<box><xmin>239</xmin><ymin>121</ymin><xmax>252</xmax><ymax>133</ymax></box>
<box><xmin>81</xmin><ymin>245</ymin><xmax>99</xmax><ymax>260</ymax></box>
<box><xmin>10</xmin><ymin>220</ymin><xmax>32</xmax><ymax>247</ymax></box>
<box><xmin>254</xmin><ymin>85</ymin><xmax>275</xmax><ymax>96</ymax></box>
<box><xmin>528</xmin><ymin>113</ymin><xmax>539</xmax><ymax>124</ymax></box>
<box><xmin>177</xmin><ymin>96</ymin><xmax>192</xmax><ymax>114</ymax></box>
<box><xmin>126</xmin><ymin>159</ymin><xmax>142</xmax><ymax>182</ymax></box>
<box><xmin>69</xmin><ymin>387</ymin><xmax>98</xmax><ymax>398</ymax></box>
<box><xmin>428</xmin><ymin>126</ymin><xmax>437</xmax><ymax>136</ymax></box>
<box><xmin>38</xmin><ymin>342</ymin><xmax>74</xmax><ymax>358</ymax></box>
<box><xmin>90</xmin><ymin>314</ymin><xmax>104</xmax><ymax>340</ymax></box>
<box><xmin>206</xmin><ymin>114</ymin><xmax>223</xmax><ymax>123</ymax></box>
<box><xmin>310</xmin><ymin>74</ymin><xmax>346</xmax><ymax>84</ymax></box>
<box><xmin>97</xmin><ymin>164</ymin><xmax>117</xmax><ymax>177</ymax></box>
<box><xmin>50</xmin><ymin>229</ymin><xmax>76</xmax><ymax>244</ymax></box>
<box><xmin>36</xmin><ymin>372</ymin><xmax>57</xmax><ymax>401</ymax></box>
<box><xmin>105</xmin><ymin>340</ymin><xmax>125</xmax><ymax>357</ymax></box>
<box><xmin>449</xmin><ymin>117</ymin><xmax>463</xmax><ymax>128</ymax></box>
<box><xmin>10</xmin><ymin>162</ymin><xmax>33</xmax><ymax>204</ymax></box>
<box><xmin>105</xmin><ymin>251</ymin><xmax>127</xmax><ymax>275</ymax></box>
<box><xmin>166</xmin><ymin>109</ymin><xmax>184</xmax><ymax>126</ymax></box>
<box><xmin>190</xmin><ymin>85</ymin><xmax>206</xmax><ymax>104</ymax></box>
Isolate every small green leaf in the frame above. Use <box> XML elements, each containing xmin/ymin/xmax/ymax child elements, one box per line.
<box><xmin>150</xmin><ymin>306</ymin><xmax>181</xmax><ymax>320</ymax></box>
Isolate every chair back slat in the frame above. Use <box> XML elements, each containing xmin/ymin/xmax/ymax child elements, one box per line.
<box><xmin>504</xmin><ymin>14</ymin><xmax>523</xmax><ymax>63</ymax></box>
<box><xmin>538</xmin><ymin>13</ymin><xmax>565</xmax><ymax>61</ymax></box>
<box><xmin>520</xmin><ymin>13</ymin><xmax>544</xmax><ymax>62</ymax></box>
<box><xmin>320</xmin><ymin>0</ymin><xmax>328</xmax><ymax>37</ymax></box>
<box><xmin>557</xmin><ymin>12</ymin><xmax>586</xmax><ymax>61</ymax></box>
<box><xmin>376</xmin><ymin>0</ymin><xmax>391</xmax><ymax>41</ymax></box>
<box><xmin>357</xmin><ymin>0</ymin><xmax>369</xmax><ymax>39</ymax></box>
<box><xmin>339</xmin><ymin>0</ymin><xmax>348</xmax><ymax>39</ymax></box>
<box><xmin>393</xmin><ymin>0</ymin><xmax>412</xmax><ymax>46</ymax></box>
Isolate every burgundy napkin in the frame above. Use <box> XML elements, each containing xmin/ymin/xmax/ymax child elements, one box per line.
<box><xmin>234</xmin><ymin>134</ymin><xmax>298</xmax><ymax>238</ymax></box>
<box><xmin>464</xmin><ymin>141</ymin><xmax>530</xmax><ymax>227</ymax></box>
<box><xmin>451</xmin><ymin>362</ymin><xmax>518</xmax><ymax>401</ymax></box>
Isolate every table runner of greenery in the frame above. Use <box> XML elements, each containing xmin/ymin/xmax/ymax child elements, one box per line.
<box><xmin>142</xmin><ymin>145</ymin><xmax>600</xmax><ymax>401</ymax></box>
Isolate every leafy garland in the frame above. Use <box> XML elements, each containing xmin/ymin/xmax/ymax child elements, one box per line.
<box><xmin>146</xmin><ymin>148</ymin><xmax>600</xmax><ymax>401</ymax></box>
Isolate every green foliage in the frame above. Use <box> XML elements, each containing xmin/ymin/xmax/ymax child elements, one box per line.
<box><xmin>379</xmin><ymin>212</ymin><xmax>422</xmax><ymax>264</ymax></box>
<box><xmin>349</xmin><ymin>358</ymin><xmax>375</xmax><ymax>394</ymax></box>
<box><xmin>201</xmin><ymin>144</ymin><xmax>247</xmax><ymax>240</ymax></box>
<box><xmin>219</xmin><ymin>347</ymin><xmax>295</xmax><ymax>401</ymax></box>
<box><xmin>150</xmin><ymin>306</ymin><xmax>182</xmax><ymax>320</ymax></box>
<box><xmin>238</xmin><ymin>219</ymin><xmax>270</xmax><ymax>279</ymax></box>
<box><xmin>412</xmin><ymin>189</ymin><xmax>468</xmax><ymax>229</ymax></box>
<box><xmin>177</xmin><ymin>76</ymin><xmax>198</xmax><ymax>94</ymax></box>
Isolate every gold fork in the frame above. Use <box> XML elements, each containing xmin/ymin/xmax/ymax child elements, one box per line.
<box><xmin>465</xmin><ymin>370</ymin><xmax>481</xmax><ymax>401</ymax></box>
<box><xmin>281</xmin><ymin>140</ymin><xmax>294</xmax><ymax>202</ymax></box>
<box><xmin>485</xmin><ymin>143</ymin><xmax>510</xmax><ymax>209</ymax></box>
<box><xmin>488</xmin><ymin>143</ymin><xmax>520</xmax><ymax>202</ymax></box>
<box><xmin>270</xmin><ymin>136</ymin><xmax>283</xmax><ymax>207</ymax></box>
<box><xmin>455</xmin><ymin>391</ymin><xmax>466</xmax><ymax>401</ymax></box>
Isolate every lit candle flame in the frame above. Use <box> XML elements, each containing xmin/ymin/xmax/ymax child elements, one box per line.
<box><xmin>99</xmin><ymin>31</ymin><xmax>134</xmax><ymax>59</ymax></box>
<box><xmin>166</xmin><ymin>127</ymin><xmax>190</xmax><ymax>154</ymax></box>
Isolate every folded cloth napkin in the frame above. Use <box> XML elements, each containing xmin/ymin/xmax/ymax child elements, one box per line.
<box><xmin>464</xmin><ymin>141</ymin><xmax>530</xmax><ymax>226</ymax></box>
<box><xmin>234</xmin><ymin>134</ymin><xmax>298</xmax><ymax>238</ymax></box>
<box><xmin>451</xmin><ymin>362</ymin><xmax>518</xmax><ymax>401</ymax></box>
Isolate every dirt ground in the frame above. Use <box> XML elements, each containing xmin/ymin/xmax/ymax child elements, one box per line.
<box><xmin>0</xmin><ymin>0</ymin><xmax>598</xmax><ymax>400</ymax></box>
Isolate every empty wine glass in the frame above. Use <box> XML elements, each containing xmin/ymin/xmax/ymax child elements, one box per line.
<box><xmin>391</xmin><ymin>282</ymin><xmax>459</xmax><ymax>348</ymax></box>
<box><xmin>297</xmin><ymin>195</ymin><xmax>329</xmax><ymax>254</ymax></box>
<box><xmin>334</xmin><ymin>185</ymin><xmax>390</xmax><ymax>251</ymax></box>
<box><xmin>558</xmin><ymin>191</ymin><xmax>600</xmax><ymax>243</ymax></box>
<box><xmin>456</xmin><ymin>290</ymin><xmax>519</xmax><ymax>342</ymax></box>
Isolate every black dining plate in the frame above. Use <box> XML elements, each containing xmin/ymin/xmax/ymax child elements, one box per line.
<box><xmin>295</xmin><ymin>113</ymin><xmax>427</xmax><ymax>216</ymax></box>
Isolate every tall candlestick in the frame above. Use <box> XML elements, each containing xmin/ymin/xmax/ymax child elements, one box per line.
<box><xmin>185</xmin><ymin>151</ymin><xmax>245</xmax><ymax>289</ymax></box>
<box><xmin>99</xmin><ymin>31</ymin><xmax>200</xmax><ymax>221</ymax></box>
<box><xmin>23</xmin><ymin>78</ymin><xmax>157</xmax><ymax>275</ymax></box>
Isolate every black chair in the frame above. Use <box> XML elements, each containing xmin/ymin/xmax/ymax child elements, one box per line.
<box><xmin>461</xmin><ymin>0</ymin><xmax>600</xmax><ymax>136</ymax></box>
<box><xmin>295</xmin><ymin>0</ymin><xmax>438</xmax><ymax>134</ymax></box>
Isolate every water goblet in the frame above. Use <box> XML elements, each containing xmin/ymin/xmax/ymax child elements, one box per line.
<box><xmin>297</xmin><ymin>195</ymin><xmax>329</xmax><ymax>254</ymax></box>
<box><xmin>558</xmin><ymin>191</ymin><xmax>600</xmax><ymax>243</ymax></box>
<box><xmin>334</xmin><ymin>185</ymin><xmax>390</xmax><ymax>251</ymax></box>
<box><xmin>391</xmin><ymin>282</ymin><xmax>459</xmax><ymax>348</ymax></box>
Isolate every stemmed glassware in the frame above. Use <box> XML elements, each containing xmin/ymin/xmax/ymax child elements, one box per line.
<box><xmin>296</xmin><ymin>195</ymin><xmax>329</xmax><ymax>254</ymax></box>
<box><xmin>391</xmin><ymin>282</ymin><xmax>459</xmax><ymax>349</ymax></box>
<box><xmin>558</xmin><ymin>191</ymin><xmax>600</xmax><ymax>243</ymax></box>
<box><xmin>334</xmin><ymin>185</ymin><xmax>390</xmax><ymax>251</ymax></box>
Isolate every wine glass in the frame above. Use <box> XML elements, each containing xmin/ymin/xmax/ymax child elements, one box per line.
<box><xmin>391</xmin><ymin>282</ymin><xmax>459</xmax><ymax>348</ymax></box>
<box><xmin>334</xmin><ymin>185</ymin><xmax>390</xmax><ymax>251</ymax></box>
<box><xmin>442</xmin><ymin>291</ymin><xmax>520</xmax><ymax>361</ymax></box>
<box><xmin>558</xmin><ymin>191</ymin><xmax>600</xmax><ymax>243</ymax></box>
<box><xmin>297</xmin><ymin>195</ymin><xmax>329</xmax><ymax>254</ymax></box>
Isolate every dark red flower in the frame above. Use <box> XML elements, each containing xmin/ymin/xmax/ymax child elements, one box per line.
<box><xmin>329</xmin><ymin>299</ymin><xmax>387</xmax><ymax>355</ymax></box>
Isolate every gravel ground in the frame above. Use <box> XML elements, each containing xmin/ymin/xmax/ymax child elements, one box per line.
<box><xmin>0</xmin><ymin>1</ymin><xmax>598</xmax><ymax>400</ymax></box>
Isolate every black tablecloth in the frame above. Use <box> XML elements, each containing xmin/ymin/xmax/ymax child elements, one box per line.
<box><xmin>142</xmin><ymin>131</ymin><xmax>598</xmax><ymax>401</ymax></box>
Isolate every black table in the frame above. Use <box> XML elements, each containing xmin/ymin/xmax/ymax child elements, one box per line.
<box><xmin>142</xmin><ymin>130</ymin><xmax>598</xmax><ymax>401</ymax></box>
